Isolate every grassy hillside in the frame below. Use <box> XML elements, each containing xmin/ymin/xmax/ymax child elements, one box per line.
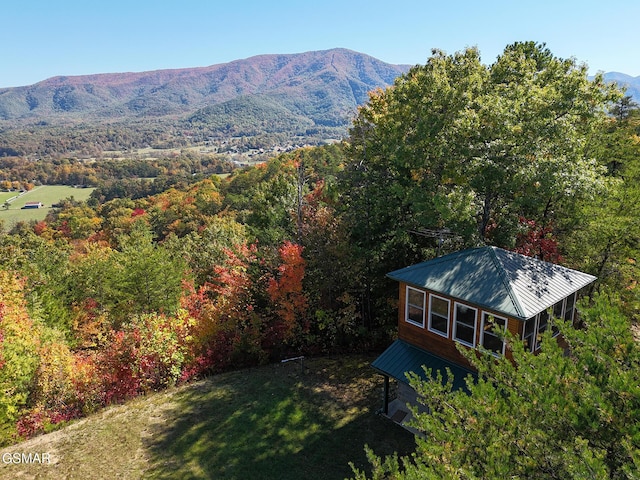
<box><xmin>0</xmin><ymin>355</ymin><xmax>414</xmax><ymax>480</ymax></box>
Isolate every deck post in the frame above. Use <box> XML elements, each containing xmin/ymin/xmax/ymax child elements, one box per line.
<box><xmin>383</xmin><ymin>375</ymin><xmax>389</xmax><ymax>415</ymax></box>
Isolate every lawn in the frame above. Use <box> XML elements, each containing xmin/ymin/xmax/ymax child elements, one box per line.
<box><xmin>0</xmin><ymin>355</ymin><xmax>415</xmax><ymax>480</ymax></box>
<box><xmin>0</xmin><ymin>185</ymin><xmax>95</xmax><ymax>229</ymax></box>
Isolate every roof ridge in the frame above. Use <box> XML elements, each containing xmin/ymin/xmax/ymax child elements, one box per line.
<box><xmin>488</xmin><ymin>247</ymin><xmax>527</xmax><ymax>319</ymax></box>
<box><xmin>387</xmin><ymin>247</ymin><xmax>481</xmax><ymax>277</ymax></box>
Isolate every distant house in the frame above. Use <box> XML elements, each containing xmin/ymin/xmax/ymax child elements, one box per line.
<box><xmin>21</xmin><ymin>201</ymin><xmax>43</xmax><ymax>209</ymax></box>
<box><xmin>372</xmin><ymin>246</ymin><xmax>596</xmax><ymax>424</ymax></box>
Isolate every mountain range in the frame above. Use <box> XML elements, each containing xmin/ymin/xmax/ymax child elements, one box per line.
<box><xmin>600</xmin><ymin>72</ymin><xmax>640</xmax><ymax>103</ymax></box>
<box><xmin>0</xmin><ymin>49</ymin><xmax>409</xmax><ymax>127</ymax></box>
<box><xmin>0</xmin><ymin>49</ymin><xmax>637</xmax><ymax>158</ymax></box>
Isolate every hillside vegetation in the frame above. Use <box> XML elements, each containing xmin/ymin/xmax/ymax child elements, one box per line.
<box><xmin>0</xmin><ymin>49</ymin><xmax>406</xmax><ymax>121</ymax></box>
<box><xmin>0</xmin><ymin>355</ymin><xmax>414</xmax><ymax>479</ymax></box>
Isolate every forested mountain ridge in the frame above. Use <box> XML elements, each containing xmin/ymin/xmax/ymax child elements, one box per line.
<box><xmin>0</xmin><ymin>49</ymin><xmax>410</xmax><ymax>157</ymax></box>
<box><xmin>1</xmin><ymin>50</ymin><xmax>636</xmax><ymax>159</ymax></box>
<box><xmin>1</xmin><ymin>54</ymin><xmax>636</xmax><ymax>125</ymax></box>
<box><xmin>0</xmin><ymin>49</ymin><xmax>409</xmax><ymax>124</ymax></box>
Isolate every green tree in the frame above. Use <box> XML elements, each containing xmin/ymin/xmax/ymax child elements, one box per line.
<box><xmin>67</xmin><ymin>221</ymin><xmax>186</xmax><ymax>327</ymax></box>
<box><xmin>343</xmin><ymin>42</ymin><xmax>618</xmax><ymax>255</ymax></box>
<box><xmin>0</xmin><ymin>271</ymin><xmax>42</xmax><ymax>444</ymax></box>
<box><xmin>0</xmin><ymin>231</ymin><xmax>74</xmax><ymax>336</ymax></box>
<box><xmin>352</xmin><ymin>293</ymin><xmax>640</xmax><ymax>479</ymax></box>
<box><xmin>165</xmin><ymin>214</ymin><xmax>247</xmax><ymax>286</ymax></box>
<box><xmin>113</xmin><ymin>221</ymin><xmax>186</xmax><ymax>323</ymax></box>
<box><xmin>563</xmin><ymin>100</ymin><xmax>640</xmax><ymax>318</ymax></box>
<box><xmin>340</xmin><ymin>42</ymin><xmax>620</xmax><ymax>327</ymax></box>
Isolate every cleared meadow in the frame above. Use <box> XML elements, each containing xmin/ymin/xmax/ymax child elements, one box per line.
<box><xmin>0</xmin><ymin>186</ymin><xmax>95</xmax><ymax>228</ymax></box>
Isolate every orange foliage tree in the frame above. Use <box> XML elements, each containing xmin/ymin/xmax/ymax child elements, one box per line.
<box><xmin>182</xmin><ymin>243</ymin><xmax>267</xmax><ymax>376</ymax></box>
<box><xmin>266</xmin><ymin>241</ymin><xmax>308</xmax><ymax>346</ymax></box>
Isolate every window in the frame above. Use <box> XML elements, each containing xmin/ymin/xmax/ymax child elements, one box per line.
<box><xmin>523</xmin><ymin>316</ymin><xmax>536</xmax><ymax>352</ymax></box>
<box><xmin>428</xmin><ymin>295</ymin><xmax>450</xmax><ymax>337</ymax></box>
<box><xmin>552</xmin><ymin>299</ymin><xmax>564</xmax><ymax>319</ymax></box>
<box><xmin>454</xmin><ymin>303</ymin><xmax>477</xmax><ymax>347</ymax></box>
<box><xmin>564</xmin><ymin>292</ymin><xmax>576</xmax><ymax>324</ymax></box>
<box><xmin>480</xmin><ymin>313</ymin><xmax>508</xmax><ymax>355</ymax></box>
<box><xmin>549</xmin><ymin>299</ymin><xmax>564</xmax><ymax>337</ymax></box>
<box><xmin>406</xmin><ymin>286</ymin><xmax>426</xmax><ymax>327</ymax></box>
<box><xmin>523</xmin><ymin>308</ymin><xmax>552</xmax><ymax>352</ymax></box>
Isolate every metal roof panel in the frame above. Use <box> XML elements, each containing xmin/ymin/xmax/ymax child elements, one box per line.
<box><xmin>387</xmin><ymin>247</ymin><xmax>596</xmax><ymax>320</ymax></box>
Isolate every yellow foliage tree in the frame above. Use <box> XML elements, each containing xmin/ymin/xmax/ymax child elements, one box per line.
<box><xmin>0</xmin><ymin>270</ymin><xmax>42</xmax><ymax>445</ymax></box>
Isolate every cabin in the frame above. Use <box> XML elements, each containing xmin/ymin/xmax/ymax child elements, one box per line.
<box><xmin>371</xmin><ymin>246</ymin><xmax>596</xmax><ymax>422</ymax></box>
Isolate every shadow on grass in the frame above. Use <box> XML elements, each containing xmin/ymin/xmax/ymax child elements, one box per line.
<box><xmin>143</xmin><ymin>355</ymin><xmax>415</xmax><ymax>480</ymax></box>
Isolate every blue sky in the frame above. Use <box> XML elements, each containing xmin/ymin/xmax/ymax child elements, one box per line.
<box><xmin>1</xmin><ymin>0</ymin><xmax>638</xmax><ymax>88</ymax></box>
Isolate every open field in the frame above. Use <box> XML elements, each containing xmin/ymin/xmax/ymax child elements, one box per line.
<box><xmin>0</xmin><ymin>186</ymin><xmax>95</xmax><ymax>228</ymax></box>
<box><xmin>0</xmin><ymin>354</ymin><xmax>414</xmax><ymax>480</ymax></box>
<box><xmin>0</xmin><ymin>192</ymin><xmax>17</xmax><ymax>203</ymax></box>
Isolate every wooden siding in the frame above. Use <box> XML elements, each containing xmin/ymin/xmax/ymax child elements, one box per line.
<box><xmin>397</xmin><ymin>282</ymin><xmax>522</xmax><ymax>368</ymax></box>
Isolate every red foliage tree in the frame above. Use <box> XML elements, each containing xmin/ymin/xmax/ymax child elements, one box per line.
<box><xmin>98</xmin><ymin>330</ymin><xmax>140</xmax><ymax>404</ymax></box>
<box><xmin>514</xmin><ymin>216</ymin><xmax>563</xmax><ymax>263</ymax></box>
<box><xmin>32</xmin><ymin>221</ymin><xmax>48</xmax><ymax>237</ymax></box>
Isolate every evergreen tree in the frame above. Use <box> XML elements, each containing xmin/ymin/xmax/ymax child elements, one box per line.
<box><xmin>351</xmin><ymin>294</ymin><xmax>640</xmax><ymax>479</ymax></box>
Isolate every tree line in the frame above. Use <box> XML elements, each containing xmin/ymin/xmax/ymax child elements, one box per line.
<box><xmin>0</xmin><ymin>152</ymin><xmax>233</xmax><ymax>188</ymax></box>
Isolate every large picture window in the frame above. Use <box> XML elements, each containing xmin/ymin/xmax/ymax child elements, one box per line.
<box><xmin>480</xmin><ymin>313</ymin><xmax>507</xmax><ymax>355</ymax></box>
<box><xmin>406</xmin><ymin>286</ymin><xmax>426</xmax><ymax>328</ymax></box>
<box><xmin>428</xmin><ymin>295</ymin><xmax>450</xmax><ymax>337</ymax></box>
<box><xmin>454</xmin><ymin>303</ymin><xmax>477</xmax><ymax>347</ymax></box>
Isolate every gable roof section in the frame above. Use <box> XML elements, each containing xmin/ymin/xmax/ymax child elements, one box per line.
<box><xmin>387</xmin><ymin>246</ymin><xmax>596</xmax><ymax>320</ymax></box>
<box><xmin>371</xmin><ymin>339</ymin><xmax>476</xmax><ymax>391</ymax></box>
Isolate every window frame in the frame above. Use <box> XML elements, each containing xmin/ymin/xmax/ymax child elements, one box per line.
<box><xmin>453</xmin><ymin>302</ymin><xmax>478</xmax><ymax>348</ymax></box>
<box><xmin>480</xmin><ymin>312</ymin><xmax>508</xmax><ymax>356</ymax></box>
<box><xmin>405</xmin><ymin>286</ymin><xmax>426</xmax><ymax>328</ymax></box>
<box><xmin>428</xmin><ymin>294</ymin><xmax>450</xmax><ymax>338</ymax></box>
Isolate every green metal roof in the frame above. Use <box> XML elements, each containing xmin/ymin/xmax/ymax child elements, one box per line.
<box><xmin>371</xmin><ymin>339</ymin><xmax>476</xmax><ymax>391</ymax></box>
<box><xmin>387</xmin><ymin>246</ymin><xmax>596</xmax><ymax>320</ymax></box>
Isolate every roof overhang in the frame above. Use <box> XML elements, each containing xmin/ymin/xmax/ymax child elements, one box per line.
<box><xmin>371</xmin><ymin>340</ymin><xmax>477</xmax><ymax>392</ymax></box>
